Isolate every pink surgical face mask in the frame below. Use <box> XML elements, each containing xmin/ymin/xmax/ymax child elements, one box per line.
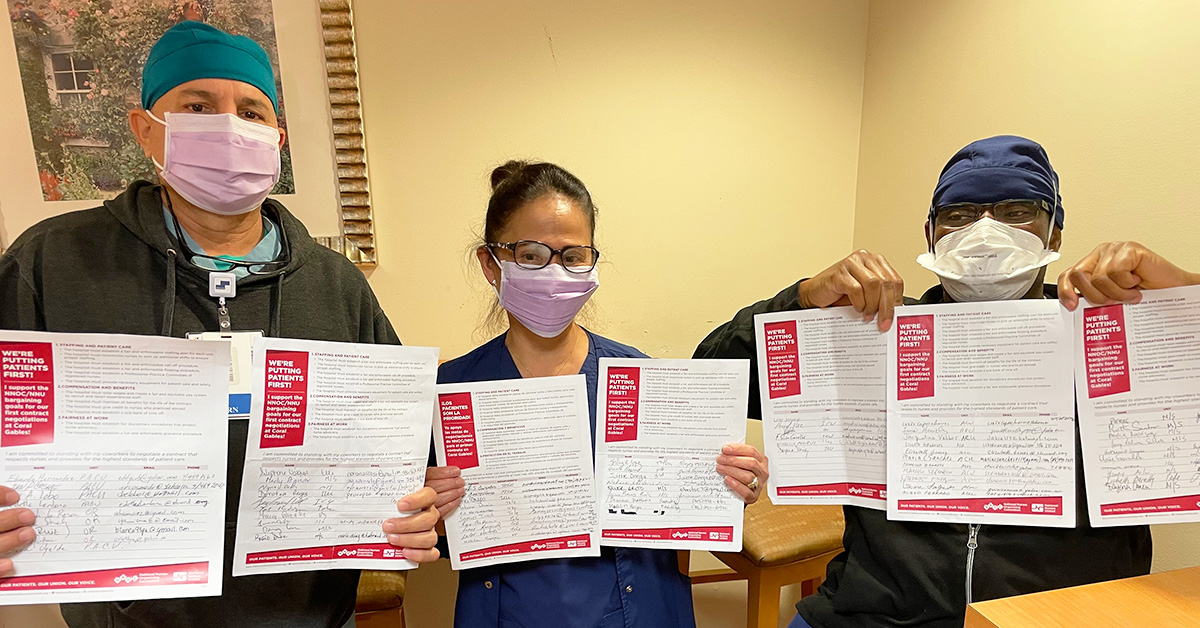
<box><xmin>493</xmin><ymin>258</ymin><xmax>600</xmax><ymax>338</ymax></box>
<box><xmin>149</xmin><ymin>111</ymin><xmax>281</xmax><ymax>216</ymax></box>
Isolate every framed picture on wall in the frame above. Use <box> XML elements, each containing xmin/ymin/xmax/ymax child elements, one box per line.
<box><xmin>0</xmin><ymin>0</ymin><xmax>376</xmax><ymax>265</ymax></box>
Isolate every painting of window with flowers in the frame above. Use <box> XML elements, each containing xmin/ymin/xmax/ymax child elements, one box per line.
<box><xmin>6</xmin><ymin>0</ymin><xmax>294</xmax><ymax>201</ymax></box>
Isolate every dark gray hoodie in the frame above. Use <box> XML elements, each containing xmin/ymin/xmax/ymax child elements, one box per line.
<box><xmin>0</xmin><ymin>181</ymin><xmax>400</xmax><ymax>628</ymax></box>
<box><xmin>695</xmin><ymin>281</ymin><xmax>1152</xmax><ymax>628</ymax></box>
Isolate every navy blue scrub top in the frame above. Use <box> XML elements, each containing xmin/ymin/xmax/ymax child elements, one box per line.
<box><xmin>438</xmin><ymin>330</ymin><xmax>697</xmax><ymax>628</ymax></box>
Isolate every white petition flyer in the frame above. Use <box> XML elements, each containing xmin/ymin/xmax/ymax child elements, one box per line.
<box><xmin>233</xmin><ymin>338</ymin><xmax>438</xmax><ymax>576</ymax></box>
<box><xmin>1076</xmin><ymin>285</ymin><xmax>1200</xmax><ymax>526</ymax></box>
<box><xmin>435</xmin><ymin>375</ymin><xmax>599</xmax><ymax>570</ymax></box>
<box><xmin>0</xmin><ymin>331</ymin><xmax>228</xmax><ymax>605</ymax></box>
<box><xmin>886</xmin><ymin>299</ymin><xmax>1077</xmax><ymax>527</ymax></box>
<box><xmin>595</xmin><ymin>358</ymin><xmax>748</xmax><ymax>551</ymax></box>
<box><xmin>755</xmin><ymin>308</ymin><xmax>888</xmax><ymax>509</ymax></box>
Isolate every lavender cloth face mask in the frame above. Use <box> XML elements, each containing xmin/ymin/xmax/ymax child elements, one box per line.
<box><xmin>149</xmin><ymin>111</ymin><xmax>282</xmax><ymax>215</ymax></box>
<box><xmin>494</xmin><ymin>259</ymin><xmax>600</xmax><ymax>338</ymax></box>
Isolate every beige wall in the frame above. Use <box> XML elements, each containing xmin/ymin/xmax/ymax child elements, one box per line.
<box><xmin>853</xmin><ymin>0</ymin><xmax>1200</xmax><ymax>291</ymax></box>
<box><xmin>354</xmin><ymin>0</ymin><xmax>871</xmax><ymax>362</ymax></box>
<box><xmin>851</xmin><ymin>0</ymin><xmax>1200</xmax><ymax>572</ymax></box>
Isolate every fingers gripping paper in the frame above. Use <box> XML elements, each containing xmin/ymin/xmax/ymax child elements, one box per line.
<box><xmin>1075</xmin><ymin>286</ymin><xmax>1200</xmax><ymax>526</ymax></box>
<box><xmin>233</xmin><ymin>338</ymin><xmax>439</xmax><ymax>576</ymax></box>
<box><xmin>434</xmin><ymin>375</ymin><xmax>600</xmax><ymax>570</ymax></box>
<box><xmin>754</xmin><ymin>309</ymin><xmax>888</xmax><ymax>509</ymax></box>
<box><xmin>0</xmin><ymin>331</ymin><xmax>229</xmax><ymax>605</ymax></box>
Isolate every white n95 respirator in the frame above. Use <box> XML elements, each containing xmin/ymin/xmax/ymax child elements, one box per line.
<box><xmin>916</xmin><ymin>217</ymin><xmax>1059</xmax><ymax>302</ymax></box>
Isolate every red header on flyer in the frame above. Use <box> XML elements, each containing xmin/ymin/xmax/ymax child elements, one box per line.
<box><xmin>245</xmin><ymin>543</ymin><xmax>409</xmax><ymax>564</ymax></box>
<box><xmin>0</xmin><ymin>342</ymin><xmax>55</xmax><ymax>447</ymax></box>
<box><xmin>1100</xmin><ymin>494</ymin><xmax>1200</xmax><ymax>516</ymax></box>
<box><xmin>1082</xmin><ymin>304</ymin><xmax>1131</xmax><ymax>398</ymax></box>
<box><xmin>459</xmin><ymin>534</ymin><xmax>592</xmax><ymax>562</ymax></box>
<box><xmin>605</xmin><ymin>367</ymin><xmax>640</xmax><ymax>443</ymax></box>
<box><xmin>777</xmin><ymin>482</ymin><xmax>886</xmax><ymax>500</ymax></box>
<box><xmin>0</xmin><ymin>561</ymin><xmax>208</xmax><ymax>591</ymax></box>
<box><xmin>898</xmin><ymin>496</ymin><xmax>1063</xmax><ymax>516</ymax></box>
<box><xmin>601</xmin><ymin>526</ymin><xmax>735</xmax><ymax>543</ymax></box>
<box><xmin>439</xmin><ymin>392</ymin><xmax>480</xmax><ymax>470</ymax></box>
<box><xmin>763</xmin><ymin>321</ymin><xmax>801</xmax><ymax>399</ymax></box>
<box><xmin>261</xmin><ymin>350</ymin><xmax>309</xmax><ymax>448</ymax></box>
<box><xmin>896</xmin><ymin>315</ymin><xmax>934</xmax><ymax>400</ymax></box>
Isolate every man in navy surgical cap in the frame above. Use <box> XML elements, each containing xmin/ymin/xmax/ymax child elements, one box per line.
<box><xmin>694</xmin><ymin>135</ymin><xmax>1199</xmax><ymax>628</ymax></box>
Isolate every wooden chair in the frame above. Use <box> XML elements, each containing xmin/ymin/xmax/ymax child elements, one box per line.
<box><xmin>354</xmin><ymin>570</ymin><xmax>407</xmax><ymax>628</ymax></box>
<box><xmin>687</xmin><ymin>500</ymin><xmax>844</xmax><ymax>628</ymax></box>
<box><xmin>683</xmin><ymin>420</ymin><xmax>846</xmax><ymax>628</ymax></box>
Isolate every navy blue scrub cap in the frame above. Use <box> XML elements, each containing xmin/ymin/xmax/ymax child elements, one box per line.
<box><xmin>929</xmin><ymin>135</ymin><xmax>1064</xmax><ymax>230</ymax></box>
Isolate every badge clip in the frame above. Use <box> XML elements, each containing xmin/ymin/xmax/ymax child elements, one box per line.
<box><xmin>209</xmin><ymin>272</ymin><xmax>237</xmax><ymax>330</ymax></box>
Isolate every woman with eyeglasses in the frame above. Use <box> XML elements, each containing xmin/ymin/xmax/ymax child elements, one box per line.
<box><xmin>424</xmin><ymin>160</ymin><xmax>768</xmax><ymax>628</ymax></box>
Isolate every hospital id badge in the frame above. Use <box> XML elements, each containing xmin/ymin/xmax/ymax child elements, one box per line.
<box><xmin>187</xmin><ymin>331</ymin><xmax>263</xmax><ymax>419</ymax></box>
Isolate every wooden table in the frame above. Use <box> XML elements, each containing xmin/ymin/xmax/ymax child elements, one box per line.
<box><xmin>964</xmin><ymin>566</ymin><xmax>1200</xmax><ymax>628</ymax></box>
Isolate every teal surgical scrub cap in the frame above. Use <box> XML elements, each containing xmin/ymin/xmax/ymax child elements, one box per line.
<box><xmin>141</xmin><ymin>21</ymin><xmax>278</xmax><ymax>112</ymax></box>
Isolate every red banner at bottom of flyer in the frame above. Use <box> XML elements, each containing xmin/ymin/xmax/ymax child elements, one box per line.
<box><xmin>1101</xmin><ymin>494</ymin><xmax>1200</xmax><ymax>516</ymax></box>
<box><xmin>898</xmin><ymin>496</ymin><xmax>1063</xmax><ymax>516</ymax></box>
<box><xmin>0</xmin><ymin>562</ymin><xmax>208</xmax><ymax>591</ymax></box>
<box><xmin>245</xmin><ymin>543</ymin><xmax>409</xmax><ymax>565</ymax></box>
<box><xmin>459</xmin><ymin>534</ymin><xmax>592</xmax><ymax>563</ymax></box>
<box><xmin>602</xmin><ymin>526</ymin><xmax>735</xmax><ymax>543</ymax></box>
<box><xmin>777</xmin><ymin>482</ymin><xmax>886</xmax><ymax>500</ymax></box>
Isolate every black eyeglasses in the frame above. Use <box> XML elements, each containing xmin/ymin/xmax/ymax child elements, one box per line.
<box><xmin>933</xmin><ymin>199</ymin><xmax>1051</xmax><ymax>229</ymax></box>
<box><xmin>488</xmin><ymin>240</ymin><xmax>600</xmax><ymax>273</ymax></box>
<box><xmin>164</xmin><ymin>192</ymin><xmax>290</xmax><ymax>275</ymax></box>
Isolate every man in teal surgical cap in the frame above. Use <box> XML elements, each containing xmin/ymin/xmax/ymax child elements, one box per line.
<box><xmin>0</xmin><ymin>21</ymin><xmax>441</xmax><ymax>628</ymax></box>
